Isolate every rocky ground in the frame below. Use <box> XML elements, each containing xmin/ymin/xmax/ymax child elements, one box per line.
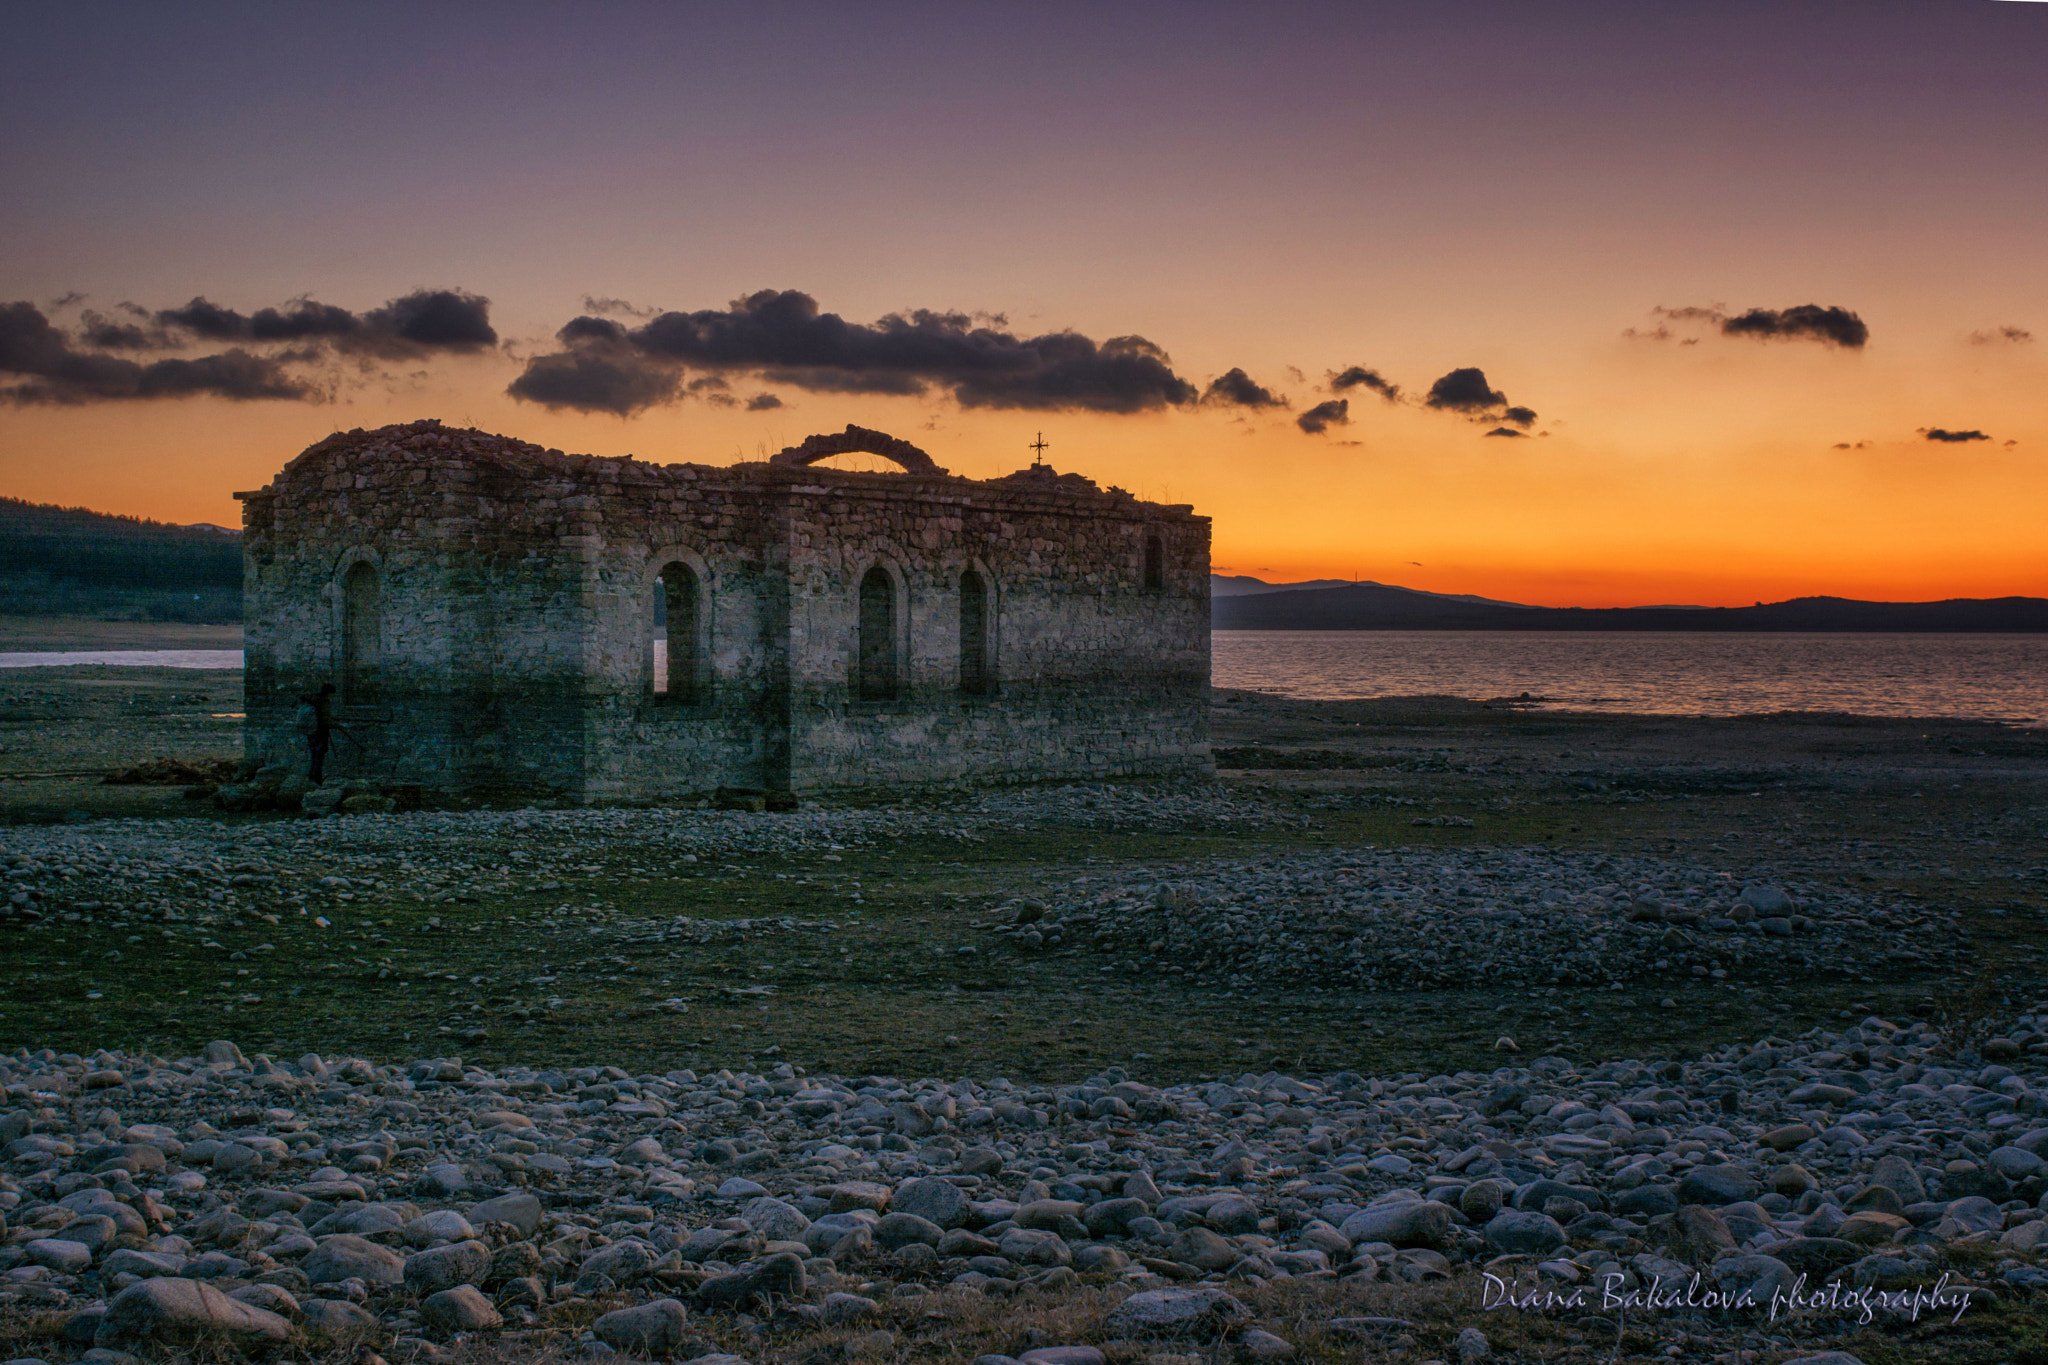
<box><xmin>4</xmin><ymin>667</ymin><xmax>2048</xmax><ymax>1362</ymax></box>
<box><xmin>6</xmin><ymin>1016</ymin><xmax>2048</xmax><ymax>1365</ymax></box>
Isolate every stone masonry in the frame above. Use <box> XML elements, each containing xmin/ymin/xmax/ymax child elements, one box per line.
<box><xmin>236</xmin><ymin>420</ymin><xmax>1211</xmax><ymax>800</ymax></box>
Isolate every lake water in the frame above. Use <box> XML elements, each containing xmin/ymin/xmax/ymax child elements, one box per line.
<box><xmin>6</xmin><ymin>635</ymin><xmax>2041</xmax><ymax>722</ymax></box>
<box><xmin>1212</xmin><ymin>630</ymin><xmax>2048</xmax><ymax>722</ymax></box>
<box><xmin>0</xmin><ymin>650</ymin><xmax>245</xmax><ymax>669</ymax></box>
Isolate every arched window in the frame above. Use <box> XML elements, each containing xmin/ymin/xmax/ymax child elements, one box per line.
<box><xmin>341</xmin><ymin>562</ymin><xmax>380</xmax><ymax>700</ymax></box>
<box><xmin>653</xmin><ymin>563</ymin><xmax>701</xmax><ymax>705</ymax></box>
<box><xmin>959</xmin><ymin>569</ymin><xmax>991</xmax><ymax>696</ymax></box>
<box><xmin>1144</xmin><ymin>533</ymin><xmax>1164</xmax><ymax>592</ymax></box>
<box><xmin>858</xmin><ymin>567</ymin><xmax>897</xmax><ymax>701</ymax></box>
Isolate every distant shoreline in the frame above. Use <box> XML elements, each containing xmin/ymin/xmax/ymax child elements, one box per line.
<box><xmin>1213</xmin><ymin>586</ymin><xmax>2048</xmax><ymax>633</ymax></box>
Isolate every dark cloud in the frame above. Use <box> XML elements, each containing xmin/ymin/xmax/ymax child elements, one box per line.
<box><xmin>746</xmin><ymin>393</ymin><xmax>783</xmax><ymax>411</ymax></box>
<box><xmin>155</xmin><ymin>297</ymin><xmax>250</xmax><ymax>341</ymax></box>
<box><xmin>1720</xmin><ymin>304</ymin><xmax>1868</xmax><ymax>349</ymax></box>
<box><xmin>78</xmin><ymin>307</ymin><xmax>176</xmax><ymax>351</ymax></box>
<box><xmin>362</xmin><ymin>289</ymin><xmax>496</xmax><ymax>351</ymax></box>
<box><xmin>505</xmin><ymin>348</ymin><xmax>679</xmax><ymax>417</ymax></box>
<box><xmin>2</xmin><ymin>286</ymin><xmax>498</xmax><ymax>405</ymax></box>
<box><xmin>1921</xmin><ymin>428</ymin><xmax>1990</xmax><ymax>443</ymax></box>
<box><xmin>758</xmin><ymin>368</ymin><xmax>927</xmax><ymax>396</ymax></box>
<box><xmin>0</xmin><ymin>301</ymin><xmax>314</xmax><ymax>405</ymax></box>
<box><xmin>1424</xmin><ymin>367</ymin><xmax>1508</xmax><ymax>413</ymax></box>
<box><xmin>509</xmin><ymin>289</ymin><xmax>1199</xmax><ymax>415</ymax></box>
<box><xmin>1425</xmin><ymin>368</ymin><xmax>1507</xmax><ymax>417</ymax></box>
<box><xmin>1296</xmin><ymin>398</ymin><xmax>1349</xmax><ymax>434</ymax></box>
<box><xmin>1329</xmin><ymin>366</ymin><xmax>1399</xmax><ymax>400</ymax></box>
<box><xmin>251</xmin><ymin>300</ymin><xmax>362</xmax><ymax>342</ymax></box>
<box><xmin>155</xmin><ymin>288</ymin><xmax>497</xmax><ymax>355</ymax></box>
<box><xmin>581</xmin><ymin>296</ymin><xmax>659</xmax><ymax>319</ymax></box>
<box><xmin>1483</xmin><ymin>426</ymin><xmax>1527</xmax><ymax>438</ymax></box>
<box><xmin>1969</xmin><ymin>325</ymin><xmax>2033</xmax><ymax>345</ymax></box>
<box><xmin>1421</xmin><ymin>367</ymin><xmax>1538</xmax><ymax>431</ymax></box>
<box><xmin>1201</xmin><ymin>367</ymin><xmax>1285</xmax><ymax>408</ymax></box>
<box><xmin>1632</xmin><ymin>303</ymin><xmax>1868</xmax><ymax>349</ymax></box>
<box><xmin>1655</xmin><ymin>306</ymin><xmax>1726</xmax><ymax>325</ymax></box>
<box><xmin>133</xmin><ymin>351</ymin><xmax>314</xmax><ymax>401</ymax></box>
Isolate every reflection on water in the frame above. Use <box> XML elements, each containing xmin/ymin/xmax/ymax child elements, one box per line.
<box><xmin>7</xmin><ymin>636</ymin><xmax>2040</xmax><ymax>723</ymax></box>
<box><xmin>1212</xmin><ymin>631</ymin><xmax>2048</xmax><ymax>722</ymax></box>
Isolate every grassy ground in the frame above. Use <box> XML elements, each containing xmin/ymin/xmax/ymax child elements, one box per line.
<box><xmin>2</xmin><ymin>672</ymin><xmax>2045</xmax><ymax>1083</ymax></box>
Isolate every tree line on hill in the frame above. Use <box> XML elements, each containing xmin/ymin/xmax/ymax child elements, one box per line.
<box><xmin>0</xmin><ymin>497</ymin><xmax>241</xmax><ymax>622</ymax></box>
<box><xmin>1211</xmin><ymin>582</ymin><xmax>2048</xmax><ymax>631</ymax></box>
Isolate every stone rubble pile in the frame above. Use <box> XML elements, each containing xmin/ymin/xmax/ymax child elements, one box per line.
<box><xmin>5</xmin><ymin>1012</ymin><xmax>2048</xmax><ymax>1360</ymax></box>
<box><xmin>999</xmin><ymin>847</ymin><xmax>1962</xmax><ymax>990</ymax></box>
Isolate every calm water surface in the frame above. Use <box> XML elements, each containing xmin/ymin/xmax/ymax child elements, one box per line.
<box><xmin>6</xmin><ymin>637</ymin><xmax>2041</xmax><ymax>723</ymax></box>
<box><xmin>1211</xmin><ymin>631</ymin><xmax>2048</xmax><ymax>722</ymax></box>
<box><xmin>0</xmin><ymin>650</ymin><xmax>244</xmax><ymax>669</ymax></box>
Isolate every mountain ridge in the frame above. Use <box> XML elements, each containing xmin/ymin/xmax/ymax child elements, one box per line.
<box><xmin>1212</xmin><ymin>581</ymin><xmax>2048</xmax><ymax>632</ymax></box>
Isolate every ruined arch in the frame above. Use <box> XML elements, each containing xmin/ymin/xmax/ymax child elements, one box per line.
<box><xmin>853</xmin><ymin>558</ymin><xmax>907</xmax><ymax>702</ymax></box>
<box><xmin>645</xmin><ymin>546</ymin><xmax>715</xmax><ymax>706</ymax></box>
<box><xmin>330</xmin><ymin>547</ymin><xmax>383</xmax><ymax>701</ymax></box>
<box><xmin>958</xmin><ymin>562</ymin><xmax>997</xmax><ymax>696</ymax></box>
<box><xmin>769</xmin><ymin>425</ymin><xmax>949</xmax><ymax>476</ymax></box>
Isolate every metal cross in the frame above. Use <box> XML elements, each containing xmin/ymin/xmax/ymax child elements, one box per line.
<box><xmin>1029</xmin><ymin>432</ymin><xmax>1049</xmax><ymax>466</ymax></box>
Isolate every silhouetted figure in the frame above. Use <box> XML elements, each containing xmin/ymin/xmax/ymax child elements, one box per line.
<box><xmin>295</xmin><ymin>683</ymin><xmax>336</xmax><ymax>783</ymax></box>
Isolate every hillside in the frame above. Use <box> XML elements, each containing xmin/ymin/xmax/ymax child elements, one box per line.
<box><xmin>1213</xmin><ymin>583</ymin><xmax>2048</xmax><ymax>631</ymax></box>
<box><xmin>0</xmin><ymin>497</ymin><xmax>242</xmax><ymax>622</ymax></box>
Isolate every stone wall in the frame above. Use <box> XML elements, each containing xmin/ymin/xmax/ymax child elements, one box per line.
<box><xmin>239</xmin><ymin>420</ymin><xmax>1210</xmax><ymax>798</ymax></box>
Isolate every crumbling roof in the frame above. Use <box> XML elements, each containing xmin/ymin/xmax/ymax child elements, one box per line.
<box><xmin>993</xmin><ymin>464</ymin><xmax>1104</xmax><ymax>493</ymax></box>
<box><xmin>768</xmin><ymin>425</ymin><xmax>946</xmax><ymax>476</ymax></box>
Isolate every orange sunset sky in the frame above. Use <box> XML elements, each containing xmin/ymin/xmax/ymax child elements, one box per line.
<box><xmin>2</xmin><ymin>0</ymin><xmax>2044</xmax><ymax>607</ymax></box>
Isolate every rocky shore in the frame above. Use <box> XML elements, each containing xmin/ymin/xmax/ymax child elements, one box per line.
<box><xmin>6</xmin><ymin>1008</ymin><xmax>2048</xmax><ymax>1365</ymax></box>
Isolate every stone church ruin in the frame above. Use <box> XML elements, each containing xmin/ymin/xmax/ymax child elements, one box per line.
<box><xmin>236</xmin><ymin>420</ymin><xmax>1211</xmax><ymax>800</ymax></box>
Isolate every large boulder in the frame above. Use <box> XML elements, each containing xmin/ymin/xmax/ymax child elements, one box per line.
<box><xmin>1167</xmin><ymin>1226</ymin><xmax>1238</xmax><ymax>1271</ymax></box>
<box><xmin>595</xmin><ymin>1298</ymin><xmax>691</xmax><ymax>1354</ymax></box>
<box><xmin>1676</xmin><ymin>1164</ymin><xmax>1760</xmax><ymax>1206</ymax></box>
<box><xmin>1868</xmin><ymin>1155</ymin><xmax>1928</xmax><ymax>1204</ymax></box>
<box><xmin>24</xmin><ymin>1239</ymin><xmax>93</xmax><ymax>1274</ymax></box>
<box><xmin>1085</xmin><ymin>1197</ymin><xmax>1152</xmax><ymax>1237</ymax></box>
<box><xmin>1205</xmin><ymin>1194</ymin><xmax>1262</xmax><ymax>1235</ymax></box>
<box><xmin>1613</xmin><ymin>1185</ymin><xmax>1679</xmax><ymax>1219</ymax></box>
<box><xmin>300</xmin><ymin>786</ymin><xmax>344</xmax><ymax>818</ymax></box>
<box><xmin>403</xmin><ymin>1210</ymin><xmax>477</xmax><ymax>1247</ymax></box>
<box><xmin>872</xmin><ymin>1212</ymin><xmax>943</xmax><ymax>1250</ymax></box>
<box><xmin>467</xmin><ymin>1191</ymin><xmax>543</xmax><ymax>1237</ymax></box>
<box><xmin>893</xmin><ymin>1176</ymin><xmax>971</xmax><ymax>1229</ymax></box>
<box><xmin>404</xmin><ymin>1239</ymin><xmax>492</xmax><ymax>1295</ymax></box>
<box><xmin>304</xmin><ymin>1234</ymin><xmax>404</xmax><ymax>1287</ymax></box>
<box><xmin>1340</xmin><ymin>1200</ymin><xmax>1452</xmax><ymax>1250</ymax></box>
<box><xmin>96</xmin><ymin>1278</ymin><xmax>292</xmax><ymax>1352</ymax></box>
<box><xmin>998</xmin><ymin>1227</ymin><xmax>1072</xmax><ymax>1267</ymax></box>
<box><xmin>1483</xmin><ymin>1210</ymin><xmax>1567</xmax><ymax>1257</ymax></box>
<box><xmin>695</xmin><ymin>1252</ymin><xmax>807</xmax><ymax>1312</ymax></box>
<box><xmin>1104</xmin><ymin>1287</ymin><xmax>1252</xmax><ymax>1336</ymax></box>
<box><xmin>1712</xmin><ymin>1253</ymin><xmax>1796</xmax><ymax>1307</ymax></box>
<box><xmin>421</xmin><ymin>1285</ymin><xmax>501</xmax><ymax>1333</ymax></box>
<box><xmin>741</xmin><ymin>1197</ymin><xmax>810</xmax><ymax>1242</ymax></box>
<box><xmin>1667</xmin><ymin>1207</ymin><xmax>1737</xmax><ymax>1263</ymax></box>
<box><xmin>582</xmin><ymin>1238</ymin><xmax>660</xmax><ymax>1286</ymax></box>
